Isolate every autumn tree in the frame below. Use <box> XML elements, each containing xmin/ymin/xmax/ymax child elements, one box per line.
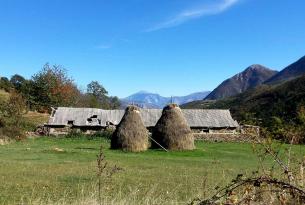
<box><xmin>1</xmin><ymin>65</ymin><xmax>121</xmax><ymax>112</ymax></box>
<box><xmin>30</xmin><ymin>63</ymin><xmax>80</xmax><ymax>111</ymax></box>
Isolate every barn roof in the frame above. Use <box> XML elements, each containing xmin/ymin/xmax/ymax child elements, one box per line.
<box><xmin>47</xmin><ymin>107</ymin><xmax>239</xmax><ymax>128</ymax></box>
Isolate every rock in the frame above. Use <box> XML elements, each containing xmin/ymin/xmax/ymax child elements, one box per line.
<box><xmin>53</xmin><ymin>147</ymin><xmax>64</xmax><ymax>152</ymax></box>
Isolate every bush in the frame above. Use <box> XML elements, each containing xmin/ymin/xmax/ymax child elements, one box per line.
<box><xmin>89</xmin><ymin>130</ymin><xmax>113</xmax><ymax>140</ymax></box>
<box><xmin>65</xmin><ymin>129</ymin><xmax>84</xmax><ymax>139</ymax></box>
<box><xmin>0</xmin><ymin>91</ymin><xmax>27</xmax><ymax>139</ymax></box>
<box><xmin>65</xmin><ymin>129</ymin><xmax>113</xmax><ymax>140</ymax></box>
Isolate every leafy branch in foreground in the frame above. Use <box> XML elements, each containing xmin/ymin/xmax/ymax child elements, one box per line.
<box><xmin>191</xmin><ymin>175</ymin><xmax>305</xmax><ymax>205</ymax></box>
<box><xmin>190</xmin><ymin>134</ymin><xmax>305</xmax><ymax>205</ymax></box>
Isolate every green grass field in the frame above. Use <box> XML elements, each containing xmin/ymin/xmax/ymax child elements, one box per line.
<box><xmin>0</xmin><ymin>137</ymin><xmax>304</xmax><ymax>205</ymax></box>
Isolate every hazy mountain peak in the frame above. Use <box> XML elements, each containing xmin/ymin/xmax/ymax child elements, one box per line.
<box><xmin>121</xmin><ymin>91</ymin><xmax>210</xmax><ymax>108</ymax></box>
<box><xmin>136</xmin><ymin>90</ymin><xmax>150</xmax><ymax>94</ymax></box>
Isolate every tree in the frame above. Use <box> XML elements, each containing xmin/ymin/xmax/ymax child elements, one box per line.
<box><xmin>86</xmin><ymin>81</ymin><xmax>108</xmax><ymax>108</ymax></box>
<box><xmin>84</xmin><ymin>81</ymin><xmax>121</xmax><ymax>109</ymax></box>
<box><xmin>10</xmin><ymin>74</ymin><xmax>26</xmax><ymax>91</ymax></box>
<box><xmin>30</xmin><ymin>63</ymin><xmax>80</xmax><ymax>111</ymax></box>
<box><xmin>87</xmin><ymin>81</ymin><xmax>108</xmax><ymax>98</ymax></box>
<box><xmin>108</xmin><ymin>96</ymin><xmax>121</xmax><ymax>109</ymax></box>
<box><xmin>0</xmin><ymin>77</ymin><xmax>13</xmax><ymax>92</ymax></box>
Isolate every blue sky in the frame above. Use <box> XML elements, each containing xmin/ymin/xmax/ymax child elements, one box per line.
<box><xmin>1</xmin><ymin>0</ymin><xmax>305</xmax><ymax>98</ymax></box>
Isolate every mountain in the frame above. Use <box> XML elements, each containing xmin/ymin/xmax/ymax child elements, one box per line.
<box><xmin>171</xmin><ymin>92</ymin><xmax>211</xmax><ymax>105</ymax></box>
<box><xmin>121</xmin><ymin>91</ymin><xmax>211</xmax><ymax>108</ymax></box>
<box><xmin>265</xmin><ymin>55</ymin><xmax>305</xmax><ymax>84</ymax></box>
<box><xmin>182</xmin><ymin>74</ymin><xmax>305</xmax><ymax>143</ymax></box>
<box><xmin>205</xmin><ymin>64</ymin><xmax>278</xmax><ymax>100</ymax></box>
<box><xmin>121</xmin><ymin>91</ymin><xmax>168</xmax><ymax>108</ymax></box>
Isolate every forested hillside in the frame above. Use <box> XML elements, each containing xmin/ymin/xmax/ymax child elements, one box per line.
<box><xmin>183</xmin><ymin>75</ymin><xmax>305</xmax><ymax>143</ymax></box>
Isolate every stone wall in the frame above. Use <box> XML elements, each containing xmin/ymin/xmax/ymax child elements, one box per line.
<box><xmin>193</xmin><ymin>133</ymin><xmax>257</xmax><ymax>143</ymax></box>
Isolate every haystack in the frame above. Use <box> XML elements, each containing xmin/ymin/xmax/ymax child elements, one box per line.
<box><xmin>152</xmin><ymin>104</ymin><xmax>194</xmax><ymax>150</ymax></box>
<box><xmin>111</xmin><ymin>105</ymin><xmax>149</xmax><ymax>152</ymax></box>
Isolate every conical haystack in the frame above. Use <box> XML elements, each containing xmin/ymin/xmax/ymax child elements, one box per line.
<box><xmin>152</xmin><ymin>104</ymin><xmax>195</xmax><ymax>150</ymax></box>
<box><xmin>111</xmin><ymin>105</ymin><xmax>149</xmax><ymax>152</ymax></box>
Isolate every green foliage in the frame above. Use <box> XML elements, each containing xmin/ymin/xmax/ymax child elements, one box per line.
<box><xmin>65</xmin><ymin>129</ymin><xmax>85</xmax><ymax>138</ymax></box>
<box><xmin>83</xmin><ymin>93</ymin><xmax>102</xmax><ymax>108</ymax></box>
<box><xmin>0</xmin><ymin>89</ymin><xmax>9</xmax><ymax>101</ymax></box>
<box><xmin>65</xmin><ymin>130</ymin><xmax>113</xmax><ymax>140</ymax></box>
<box><xmin>87</xmin><ymin>81</ymin><xmax>108</xmax><ymax>98</ymax></box>
<box><xmin>0</xmin><ymin>77</ymin><xmax>13</xmax><ymax>92</ymax></box>
<box><xmin>83</xmin><ymin>81</ymin><xmax>121</xmax><ymax>109</ymax></box>
<box><xmin>10</xmin><ymin>74</ymin><xmax>26</xmax><ymax>92</ymax></box>
<box><xmin>86</xmin><ymin>81</ymin><xmax>108</xmax><ymax>108</ymax></box>
<box><xmin>1</xmin><ymin>64</ymin><xmax>121</xmax><ymax>112</ymax></box>
<box><xmin>108</xmin><ymin>96</ymin><xmax>121</xmax><ymax>109</ymax></box>
<box><xmin>0</xmin><ymin>91</ymin><xmax>27</xmax><ymax>139</ymax></box>
<box><xmin>90</xmin><ymin>130</ymin><xmax>113</xmax><ymax>140</ymax></box>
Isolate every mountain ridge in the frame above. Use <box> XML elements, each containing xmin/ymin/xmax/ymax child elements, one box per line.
<box><xmin>121</xmin><ymin>91</ymin><xmax>211</xmax><ymax>108</ymax></box>
<box><xmin>205</xmin><ymin>64</ymin><xmax>278</xmax><ymax>100</ymax></box>
<box><xmin>264</xmin><ymin>55</ymin><xmax>305</xmax><ymax>84</ymax></box>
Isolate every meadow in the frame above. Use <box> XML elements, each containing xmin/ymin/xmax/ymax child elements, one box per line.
<box><xmin>0</xmin><ymin>137</ymin><xmax>304</xmax><ymax>205</ymax></box>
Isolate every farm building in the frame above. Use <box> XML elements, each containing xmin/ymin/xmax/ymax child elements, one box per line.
<box><xmin>46</xmin><ymin>107</ymin><xmax>239</xmax><ymax>135</ymax></box>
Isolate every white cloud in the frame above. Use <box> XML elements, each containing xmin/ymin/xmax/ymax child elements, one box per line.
<box><xmin>96</xmin><ymin>44</ymin><xmax>112</xmax><ymax>49</ymax></box>
<box><xmin>145</xmin><ymin>0</ymin><xmax>239</xmax><ymax>32</ymax></box>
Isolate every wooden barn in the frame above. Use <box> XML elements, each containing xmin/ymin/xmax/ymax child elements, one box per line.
<box><xmin>46</xmin><ymin>107</ymin><xmax>239</xmax><ymax>135</ymax></box>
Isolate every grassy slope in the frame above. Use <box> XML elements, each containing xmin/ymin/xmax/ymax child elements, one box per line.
<box><xmin>23</xmin><ymin>111</ymin><xmax>49</xmax><ymax>126</ymax></box>
<box><xmin>0</xmin><ymin>137</ymin><xmax>304</xmax><ymax>204</ymax></box>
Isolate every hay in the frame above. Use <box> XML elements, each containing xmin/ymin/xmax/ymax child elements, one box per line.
<box><xmin>111</xmin><ymin>105</ymin><xmax>149</xmax><ymax>152</ymax></box>
<box><xmin>152</xmin><ymin>104</ymin><xmax>195</xmax><ymax>150</ymax></box>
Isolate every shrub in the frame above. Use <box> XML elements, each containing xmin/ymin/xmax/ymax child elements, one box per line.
<box><xmin>0</xmin><ymin>91</ymin><xmax>27</xmax><ymax>139</ymax></box>
<box><xmin>65</xmin><ymin>129</ymin><xmax>114</xmax><ymax>140</ymax></box>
